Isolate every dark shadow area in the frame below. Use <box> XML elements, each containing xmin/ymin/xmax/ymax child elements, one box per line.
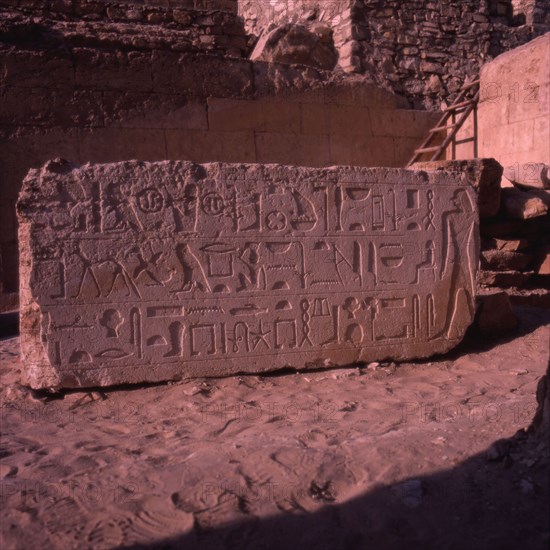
<box><xmin>118</xmin><ymin>423</ymin><xmax>549</xmax><ymax>550</ymax></box>
<box><xmin>0</xmin><ymin>310</ymin><xmax>19</xmax><ymax>339</ymax></box>
<box><xmin>441</xmin><ymin>305</ymin><xmax>550</xmax><ymax>359</ymax></box>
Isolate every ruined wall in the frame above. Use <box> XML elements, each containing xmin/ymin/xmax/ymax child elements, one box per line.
<box><xmin>240</xmin><ymin>0</ymin><xmax>549</xmax><ymax>109</ymax></box>
<box><xmin>511</xmin><ymin>0</ymin><xmax>550</xmax><ymax>25</ymax></box>
<box><xmin>239</xmin><ymin>0</ymin><xmax>357</xmax><ymax>71</ymax></box>
<box><xmin>0</xmin><ymin>0</ymin><xmax>249</xmax><ymax>57</ymax></box>
<box><xmin>339</xmin><ymin>0</ymin><xmax>549</xmax><ymax>108</ymax></box>
<box><xmin>1</xmin><ymin>0</ymin><xmax>239</xmax><ymax>10</ymax></box>
<box><xmin>478</xmin><ymin>33</ymin><xmax>550</xmax><ymax>171</ymax></box>
<box><xmin>0</xmin><ymin>2</ymin><xmax>439</xmax><ymax>309</ymax></box>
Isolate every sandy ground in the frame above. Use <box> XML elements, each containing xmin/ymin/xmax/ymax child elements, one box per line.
<box><xmin>0</xmin><ymin>306</ymin><xmax>549</xmax><ymax>550</ymax></box>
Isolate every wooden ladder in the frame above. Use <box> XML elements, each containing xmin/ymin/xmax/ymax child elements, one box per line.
<box><xmin>406</xmin><ymin>79</ymin><xmax>480</xmax><ymax>167</ymax></box>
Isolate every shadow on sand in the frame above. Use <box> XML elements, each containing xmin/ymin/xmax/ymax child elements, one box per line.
<box><xmin>119</xmin><ymin>379</ymin><xmax>549</xmax><ymax>550</ymax></box>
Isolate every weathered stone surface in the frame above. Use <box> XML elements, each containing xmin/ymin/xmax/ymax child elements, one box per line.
<box><xmin>481</xmin><ymin>249</ymin><xmax>532</xmax><ymax>271</ymax></box>
<box><xmin>250</xmin><ymin>24</ymin><xmax>338</xmax><ymax>71</ymax></box>
<box><xmin>411</xmin><ymin>159</ymin><xmax>502</xmax><ymax>218</ymax></box>
<box><xmin>240</xmin><ymin>0</ymin><xmax>548</xmax><ymax>108</ymax></box>
<box><xmin>18</xmin><ymin>160</ymin><xmax>479</xmax><ymax>390</ymax></box>
<box><xmin>482</xmin><ymin>237</ymin><xmax>528</xmax><ymax>252</ymax></box>
<box><xmin>507</xmin><ymin>288</ymin><xmax>550</xmax><ymax>309</ymax></box>
<box><xmin>478</xmin><ymin>270</ymin><xmax>532</xmax><ymax>288</ymax></box>
<box><xmin>479</xmin><ymin>33</ymin><xmax>550</xmax><ymax>170</ymax></box>
<box><xmin>503</xmin><ymin>163</ymin><xmax>550</xmax><ymax>190</ymax></box>
<box><xmin>535</xmin><ymin>246</ymin><xmax>550</xmax><ymax>275</ymax></box>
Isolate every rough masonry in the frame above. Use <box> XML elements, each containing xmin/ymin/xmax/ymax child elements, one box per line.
<box><xmin>18</xmin><ymin>160</ymin><xmax>479</xmax><ymax>389</ymax></box>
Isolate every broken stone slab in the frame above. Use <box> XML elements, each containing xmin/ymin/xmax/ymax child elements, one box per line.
<box><xmin>410</xmin><ymin>158</ymin><xmax>502</xmax><ymax>218</ymax></box>
<box><xmin>534</xmin><ymin>246</ymin><xmax>550</xmax><ymax>276</ymax></box>
<box><xmin>481</xmin><ymin>237</ymin><xmax>528</xmax><ymax>252</ymax></box>
<box><xmin>503</xmin><ymin>163</ymin><xmax>550</xmax><ymax>190</ymax></box>
<box><xmin>480</xmin><ymin>250</ymin><xmax>532</xmax><ymax>271</ymax></box>
<box><xmin>18</xmin><ymin>160</ymin><xmax>479</xmax><ymax>390</ymax></box>
<box><xmin>250</xmin><ymin>23</ymin><xmax>338</xmax><ymax>71</ymax></box>
<box><xmin>478</xmin><ymin>270</ymin><xmax>532</xmax><ymax>288</ymax></box>
<box><xmin>507</xmin><ymin>288</ymin><xmax>550</xmax><ymax>309</ymax></box>
<box><xmin>501</xmin><ymin>187</ymin><xmax>549</xmax><ymax>220</ymax></box>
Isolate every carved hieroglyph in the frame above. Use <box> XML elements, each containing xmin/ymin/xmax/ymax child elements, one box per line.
<box><xmin>18</xmin><ymin>160</ymin><xmax>479</xmax><ymax>389</ymax></box>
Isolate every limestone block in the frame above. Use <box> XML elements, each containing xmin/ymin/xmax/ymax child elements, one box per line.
<box><xmin>537</xmin><ymin>254</ymin><xmax>550</xmax><ymax>275</ymax></box>
<box><xmin>255</xmin><ymin>133</ymin><xmax>330</xmax><ymax>166</ymax></box>
<box><xmin>301</xmin><ymin>103</ymin><xmax>329</xmax><ymax>135</ymax></box>
<box><xmin>261</xmin><ymin>101</ymin><xmax>301</xmax><ymax>134</ymax></box>
<box><xmin>207</xmin><ymin>98</ymin><xmax>264</xmax><ymax>131</ymax></box>
<box><xmin>370</xmin><ymin>109</ymin><xmax>439</xmax><ymax>139</ymax></box>
<box><xmin>18</xmin><ymin>160</ymin><xmax>479</xmax><ymax>390</ymax></box>
<box><xmin>478</xmin><ymin>270</ymin><xmax>531</xmax><ymax>288</ymax></box>
<box><xmin>411</xmin><ymin>159</ymin><xmax>502</xmax><ymax>218</ymax></box>
<box><xmin>329</xmin><ymin>135</ymin><xmax>395</xmax><ymax>167</ymax></box>
<box><xmin>78</xmin><ymin>128</ymin><xmax>167</xmax><ymax>164</ymax></box>
<box><xmin>483</xmin><ymin>238</ymin><xmax>528</xmax><ymax>252</ymax></box>
<box><xmin>165</xmin><ymin>130</ymin><xmax>256</xmax><ymax>163</ymax></box>
<box><xmin>327</xmin><ymin>104</ymin><xmax>371</xmax><ymax>136</ymax></box>
<box><xmin>479</xmin><ymin>34</ymin><xmax>550</xmax><ymax>167</ymax></box>
<box><xmin>480</xmin><ymin>249</ymin><xmax>531</xmax><ymax>271</ymax></box>
<box><xmin>103</xmin><ymin>93</ymin><xmax>208</xmax><ymax>130</ymax></box>
<box><xmin>151</xmin><ymin>51</ymin><xmax>253</xmax><ymax>99</ymax></box>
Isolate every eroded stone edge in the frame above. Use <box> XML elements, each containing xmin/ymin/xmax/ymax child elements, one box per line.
<box><xmin>18</xmin><ymin>161</ymin><xmax>480</xmax><ymax>390</ymax></box>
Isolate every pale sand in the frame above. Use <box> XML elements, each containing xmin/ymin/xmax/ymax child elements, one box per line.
<box><xmin>1</xmin><ymin>306</ymin><xmax>549</xmax><ymax>550</ymax></box>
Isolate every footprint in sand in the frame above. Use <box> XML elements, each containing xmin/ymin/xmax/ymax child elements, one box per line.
<box><xmin>121</xmin><ymin>496</ymin><xmax>194</xmax><ymax>545</ymax></box>
<box><xmin>86</xmin><ymin>519</ymin><xmax>125</xmax><ymax>549</ymax></box>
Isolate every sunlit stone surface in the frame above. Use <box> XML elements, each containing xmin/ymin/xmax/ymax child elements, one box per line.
<box><xmin>18</xmin><ymin>160</ymin><xmax>479</xmax><ymax>389</ymax></box>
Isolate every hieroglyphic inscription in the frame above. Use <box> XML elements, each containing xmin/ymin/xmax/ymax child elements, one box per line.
<box><xmin>18</xmin><ymin>161</ymin><xmax>479</xmax><ymax>389</ymax></box>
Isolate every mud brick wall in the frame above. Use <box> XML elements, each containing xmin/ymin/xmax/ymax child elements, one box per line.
<box><xmin>0</xmin><ymin>33</ymin><xmax>438</xmax><ymax>308</ymax></box>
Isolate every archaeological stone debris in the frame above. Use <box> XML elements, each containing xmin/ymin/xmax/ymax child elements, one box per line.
<box><xmin>18</xmin><ymin>160</ymin><xmax>479</xmax><ymax>390</ymax></box>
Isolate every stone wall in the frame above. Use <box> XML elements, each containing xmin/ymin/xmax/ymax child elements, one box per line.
<box><xmin>1</xmin><ymin>0</ymin><xmax>239</xmax><ymax>11</ymax></box>
<box><xmin>478</xmin><ymin>33</ymin><xmax>550</xmax><ymax>171</ymax></box>
<box><xmin>240</xmin><ymin>0</ymin><xmax>549</xmax><ymax>109</ymax></box>
<box><xmin>239</xmin><ymin>0</ymin><xmax>356</xmax><ymax>70</ymax></box>
<box><xmin>340</xmin><ymin>0</ymin><xmax>549</xmax><ymax>108</ymax></box>
<box><xmin>512</xmin><ymin>0</ymin><xmax>550</xmax><ymax>25</ymax></box>
<box><xmin>0</xmin><ymin>5</ymin><xmax>439</xmax><ymax>309</ymax></box>
<box><xmin>0</xmin><ymin>0</ymin><xmax>249</xmax><ymax>56</ymax></box>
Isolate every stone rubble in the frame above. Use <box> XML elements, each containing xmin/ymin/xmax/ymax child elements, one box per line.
<box><xmin>250</xmin><ymin>23</ymin><xmax>338</xmax><ymax>71</ymax></box>
<box><xmin>476</xmin><ymin>162</ymin><xmax>549</xmax><ymax>304</ymax></box>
